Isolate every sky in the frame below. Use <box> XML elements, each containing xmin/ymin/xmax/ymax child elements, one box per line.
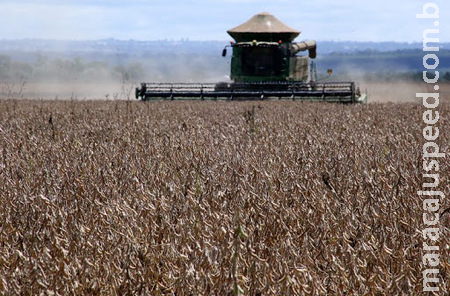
<box><xmin>0</xmin><ymin>0</ymin><xmax>448</xmax><ymax>42</ymax></box>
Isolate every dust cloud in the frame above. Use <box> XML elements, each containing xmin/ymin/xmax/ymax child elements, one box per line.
<box><xmin>19</xmin><ymin>82</ymin><xmax>126</xmax><ymax>100</ymax></box>
<box><xmin>1</xmin><ymin>53</ymin><xmax>447</xmax><ymax>102</ymax></box>
<box><xmin>361</xmin><ymin>82</ymin><xmax>423</xmax><ymax>103</ymax></box>
<box><xmin>0</xmin><ymin>53</ymin><xmax>231</xmax><ymax>100</ymax></box>
<box><xmin>324</xmin><ymin>66</ymin><xmax>447</xmax><ymax>103</ymax></box>
<box><xmin>359</xmin><ymin>81</ymin><xmax>449</xmax><ymax>103</ymax></box>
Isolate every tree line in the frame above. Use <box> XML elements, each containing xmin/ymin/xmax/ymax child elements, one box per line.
<box><xmin>1</xmin><ymin>53</ymin><xmax>449</xmax><ymax>84</ymax></box>
<box><xmin>0</xmin><ymin>54</ymin><xmax>145</xmax><ymax>83</ymax></box>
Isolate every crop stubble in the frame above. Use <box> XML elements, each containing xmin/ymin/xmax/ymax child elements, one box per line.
<box><xmin>0</xmin><ymin>100</ymin><xmax>449</xmax><ymax>294</ymax></box>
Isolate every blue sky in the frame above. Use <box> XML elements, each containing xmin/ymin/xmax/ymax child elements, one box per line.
<box><xmin>0</xmin><ymin>0</ymin><xmax>448</xmax><ymax>42</ymax></box>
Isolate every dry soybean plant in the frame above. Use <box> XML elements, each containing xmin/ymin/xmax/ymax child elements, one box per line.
<box><xmin>0</xmin><ymin>78</ymin><xmax>27</xmax><ymax>100</ymax></box>
<box><xmin>0</xmin><ymin>99</ymin><xmax>448</xmax><ymax>295</ymax></box>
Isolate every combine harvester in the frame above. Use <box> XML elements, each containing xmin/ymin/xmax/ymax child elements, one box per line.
<box><xmin>135</xmin><ymin>12</ymin><xmax>367</xmax><ymax>103</ymax></box>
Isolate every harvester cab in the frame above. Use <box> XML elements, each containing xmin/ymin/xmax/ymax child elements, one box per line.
<box><xmin>224</xmin><ymin>13</ymin><xmax>316</xmax><ymax>84</ymax></box>
<box><xmin>136</xmin><ymin>12</ymin><xmax>367</xmax><ymax>103</ymax></box>
<box><xmin>222</xmin><ymin>40</ymin><xmax>316</xmax><ymax>83</ymax></box>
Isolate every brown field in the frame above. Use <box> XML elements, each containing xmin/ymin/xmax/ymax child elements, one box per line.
<box><xmin>0</xmin><ymin>99</ymin><xmax>449</xmax><ymax>294</ymax></box>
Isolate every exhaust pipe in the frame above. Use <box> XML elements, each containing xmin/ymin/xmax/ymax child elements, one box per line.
<box><xmin>291</xmin><ymin>40</ymin><xmax>316</xmax><ymax>59</ymax></box>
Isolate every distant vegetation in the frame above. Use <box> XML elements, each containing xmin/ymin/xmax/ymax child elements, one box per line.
<box><xmin>316</xmin><ymin>49</ymin><xmax>450</xmax><ymax>82</ymax></box>
<box><xmin>1</xmin><ymin>40</ymin><xmax>449</xmax><ymax>84</ymax></box>
<box><xmin>0</xmin><ymin>54</ymin><xmax>145</xmax><ymax>83</ymax></box>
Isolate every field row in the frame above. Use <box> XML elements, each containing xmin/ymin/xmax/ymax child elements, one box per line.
<box><xmin>0</xmin><ymin>100</ymin><xmax>448</xmax><ymax>294</ymax></box>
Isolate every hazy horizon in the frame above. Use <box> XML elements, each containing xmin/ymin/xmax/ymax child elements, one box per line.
<box><xmin>0</xmin><ymin>38</ymin><xmax>446</xmax><ymax>45</ymax></box>
<box><xmin>1</xmin><ymin>38</ymin><xmax>446</xmax><ymax>45</ymax></box>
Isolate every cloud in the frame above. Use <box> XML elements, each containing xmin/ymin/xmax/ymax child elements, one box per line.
<box><xmin>0</xmin><ymin>0</ymin><xmax>448</xmax><ymax>41</ymax></box>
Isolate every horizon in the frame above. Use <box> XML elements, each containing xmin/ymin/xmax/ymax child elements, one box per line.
<box><xmin>0</xmin><ymin>38</ymin><xmax>447</xmax><ymax>44</ymax></box>
<box><xmin>1</xmin><ymin>1</ymin><xmax>448</xmax><ymax>43</ymax></box>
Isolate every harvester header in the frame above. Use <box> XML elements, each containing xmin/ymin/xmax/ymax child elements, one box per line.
<box><xmin>136</xmin><ymin>12</ymin><xmax>367</xmax><ymax>103</ymax></box>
